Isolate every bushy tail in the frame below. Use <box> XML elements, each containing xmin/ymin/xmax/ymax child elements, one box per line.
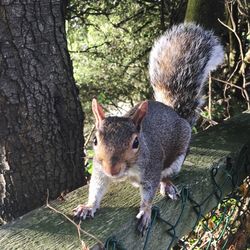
<box><xmin>149</xmin><ymin>23</ymin><xmax>224</xmax><ymax>126</ymax></box>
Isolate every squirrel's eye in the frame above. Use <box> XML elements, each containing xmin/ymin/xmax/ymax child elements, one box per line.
<box><xmin>93</xmin><ymin>136</ymin><xmax>98</xmax><ymax>146</ymax></box>
<box><xmin>132</xmin><ymin>137</ymin><xmax>139</xmax><ymax>149</ymax></box>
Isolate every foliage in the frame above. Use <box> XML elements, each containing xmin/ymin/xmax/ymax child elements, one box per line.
<box><xmin>177</xmin><ymin>179</ymin><xmax>250</xmax><ymax>250</ymax></box>
<box><xmin>66</xmin><ymin>0</ymin><xmax>186</xmax><ymax>128</ymax></box>
<box><xmin>84</xmin><ymin>148</ymin><xmax>94</xmax><ymax>175</ymax></box>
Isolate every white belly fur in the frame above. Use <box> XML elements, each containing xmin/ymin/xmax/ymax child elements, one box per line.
<box><xmin>127</xmin><ymin>164</ymin><xmax>141</xmax><ymax>187</ymax></box>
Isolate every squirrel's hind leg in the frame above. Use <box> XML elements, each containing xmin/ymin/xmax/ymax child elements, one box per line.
<box><xmin>160</xmin><ymin>153</ymin><xmax>186</xmax><ymax>200</ymax></box>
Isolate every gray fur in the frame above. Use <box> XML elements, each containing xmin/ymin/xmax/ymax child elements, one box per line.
<box><xmin>149</xmin><ymin>23</ymin><xmax>224</xmax><ymax>125</ymax></box>
<box><xmin>101</xmin><ymin>117</ymin><xmax>137</xmax><ymax>148</ymax></box>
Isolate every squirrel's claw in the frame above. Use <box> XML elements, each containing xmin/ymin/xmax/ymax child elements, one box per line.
<box><xmin>73</xmin><ymin>204</ymin><xmax>96</xmax><ymax>221</ymax></box>
<box><xmin>160</xmin><ymin>180</ymin><xmax>180</xmax><ymax>200</ymax></box>
<box><xmin>136</xmin><ymin>208</ymin><xmax>151</xmax><ymax>236</ymax></box>
<box><xmin>166</xmin><ymin>183</ymin><xmax>180</xmax><ymax>200</ymax></box>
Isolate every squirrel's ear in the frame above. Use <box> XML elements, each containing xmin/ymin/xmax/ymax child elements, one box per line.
<box><xmin>132</xmin><ymin>101</ymin><xmax>148</xmax><ymax>127</ymax></box>
<box><xmin>92</xmin><ymin>98</ymin><xmax>105</xmax><ymax>129</ymax></box>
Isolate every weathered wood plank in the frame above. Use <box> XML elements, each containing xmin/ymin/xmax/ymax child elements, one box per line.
<box><xmin>0</xmin><ymin>112</ymin><xmax>250</xmax><ymax>250</ymax></box>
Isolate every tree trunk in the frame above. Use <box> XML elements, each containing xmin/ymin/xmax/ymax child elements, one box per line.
<box><xmin>184</xmin><ymin>0</ymin><xmax>225</xmax><ymax>34</ymax></box>
<box><xmin>0</xmin><ymin>0</ymin><xmax>84</xmax><ymax>223</ymax></box>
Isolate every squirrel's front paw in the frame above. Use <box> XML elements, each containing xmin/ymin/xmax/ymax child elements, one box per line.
<box><xmin>160</xmin><ymin>179</ymin><xmax>180</xmax><ymax>200</ymax></box>
<box><xmin>73</xmin><ymin>204</ymin><xmax>97</xmax><ymax>220</ymax></box>
<box><xmin>136</xmin><ymin>206</ymin><xmax>152</xmax><ymax>236</ymax></box>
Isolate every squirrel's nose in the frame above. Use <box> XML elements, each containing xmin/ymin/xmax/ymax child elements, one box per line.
<box><xmin>110</xmin><ymin>166</ymin><xmax>121</xmax><ymax>176</ymax></box>
<box><xmin>103</xmin><ymin>162</ymin><xmax>121</xmax><ymax>176</ymax></box>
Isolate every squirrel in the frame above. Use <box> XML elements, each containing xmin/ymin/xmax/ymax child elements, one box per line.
<box><xmin>73</xmin><ymin>23</ymin><xmax>224</xmax><ymax>234</ymax></box>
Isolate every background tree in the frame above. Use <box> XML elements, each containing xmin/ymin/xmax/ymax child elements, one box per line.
<box><xmin>185</xmin><ymin>0</ymin><xmax>225</xmax><ymax>33</ymax></box>
<box><xmin>0</xmin><ymin>0</ymin><xmax>84</xmax><ymax>223</ymax></box>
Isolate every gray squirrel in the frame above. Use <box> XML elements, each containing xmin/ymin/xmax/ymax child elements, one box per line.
<box><xmin>73</xmin><ymin>23</ymin><xmax>224</xmax><ymax>234</ymax></box>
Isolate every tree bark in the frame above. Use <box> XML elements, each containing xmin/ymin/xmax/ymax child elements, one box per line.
<box><xmin>0</xmin><ymin>0</ymin><xmax>84</xmax><ymax>223</ymax></box>
<box><xmin>184</xmin><ymin>0</ymin><xmax>225</xmax><ymax>34</ymax></box>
